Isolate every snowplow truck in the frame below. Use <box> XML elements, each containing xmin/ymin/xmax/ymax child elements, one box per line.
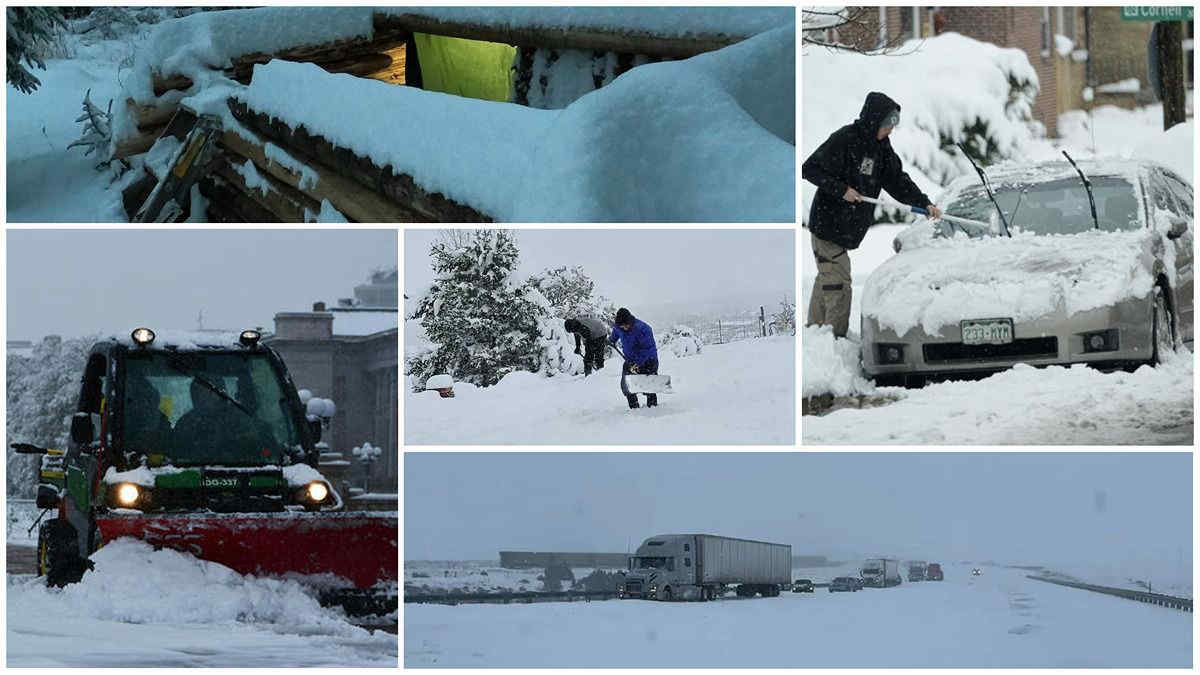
<box><xmin>12</xmin><ymin>328</ymin><xmax>397</xmax><ymax>615</ymax></box>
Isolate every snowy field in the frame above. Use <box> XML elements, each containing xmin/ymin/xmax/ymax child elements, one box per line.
<box><xmin>405</xmin><ymin>336</ymin><xmax>794</xmax><ymax>445</ymax></box>
<box><xmin>404</xmin><ymin>562</ymin><xmax>1192</xmax><ymax>667</ymax></box>
<box><xmin>7</xmin><ymin>539</ymin><xmax>396</xmax><ymax>667</ymax></box>
<box><xmin>404</xmin><ymin>561</ymin><xmax>618</xmax><ymax>595</ymax></box>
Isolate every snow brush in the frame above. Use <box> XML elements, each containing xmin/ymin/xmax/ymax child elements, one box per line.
<box><xmin>858</xmin><ymin>195</ymin><xmax>991</xmax><ymax>231</ymax></box>
<box><xmin>609</xmin><ymin>344</ymin><xmax>674</xmax><ymax>394</ymax></box>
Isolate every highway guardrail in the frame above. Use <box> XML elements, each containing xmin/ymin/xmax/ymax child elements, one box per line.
<box><xmin>1027</xmin><ymin>575</ymin><xmax>1192</xmax><ymax>612</ymax></box>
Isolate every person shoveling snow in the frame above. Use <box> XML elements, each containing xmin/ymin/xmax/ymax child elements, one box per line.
<box><xmin>608</xmin><ymin>307</ymin><xmax>670</xmax><ymax>408</ymax></box>
<box><xmin>802</xmin><ymin>91</ymin><xmax>942</xmax><ymax>337</ymax></box>
<box><xmin>564</xmin><ymin>316</ymin><xmax>610</xmax><ymax>376</ymax></box>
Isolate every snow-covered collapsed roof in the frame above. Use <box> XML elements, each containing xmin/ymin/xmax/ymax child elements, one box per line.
<box><xmin>233</xmin><ymin>23</ymin><xmax>795</xmax><ymax>221</ymax></box>
<box><xmin>128</xmin><ymin>6</ymin><xmax>792</xmax><ymax>100</ymax></box>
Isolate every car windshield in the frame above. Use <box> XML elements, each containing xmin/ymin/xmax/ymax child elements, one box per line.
<box><xmin>634</xmin><ymin>556</ymin><xmax>670</xmax><ymax>569</ymax></box>
<box><xmin>942</xmin><ymin>176</ymin><xmax>1141</xmax><ymax>237</ymax></box>
<box><xmin>862</xmin><ymin>568</ymin><xmax>880</xmax><ymax>575</ymax></box>
<box><xmin>123</xmin><ymin>352</ymin><xmax>302</xmax><ymax>465</ymax></box>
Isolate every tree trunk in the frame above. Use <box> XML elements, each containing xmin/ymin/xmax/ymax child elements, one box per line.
<box><xmin>1156</xmin><ymin>21</ymin><xmax>1186</xmax><ymax>130</ymax></box>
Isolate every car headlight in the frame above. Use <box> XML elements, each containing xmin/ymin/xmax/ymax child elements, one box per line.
<box><xmin>115</xmin><ymin>482</ymin><xmax>141</xmax><ymax>507</ymax></box>
<box><xmin>305</xmin><ymin>481</ymin><xmax>329</xmax><ymax>503</ymax></box>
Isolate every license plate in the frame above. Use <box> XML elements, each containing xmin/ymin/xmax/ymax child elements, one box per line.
<box><xmin>961</xmin><ymin>318</ymin><xmax>1013</xmax><ymax>345</ymax></box>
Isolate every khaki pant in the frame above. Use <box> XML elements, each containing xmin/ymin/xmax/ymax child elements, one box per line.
<box><xmin>806</xmin><ymin>232</ymin><xmax>852</xmax><ymax>338</ymax></box>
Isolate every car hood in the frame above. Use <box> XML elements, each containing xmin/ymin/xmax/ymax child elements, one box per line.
<box><xmin>863</xmin><ymin>229</ymin><xmax>1162</xmax><ymax>337</ymax></box>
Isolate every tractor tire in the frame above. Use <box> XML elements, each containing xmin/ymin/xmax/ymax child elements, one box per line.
<box><xmin>39</xmin><ymin>520</ymin><xmax>94</xmax><ymax>587</ymax></box>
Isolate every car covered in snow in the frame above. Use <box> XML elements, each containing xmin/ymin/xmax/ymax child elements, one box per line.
<box><xmin>829</xmin><ymin>576</ymin><xmax>860</xmax><ymax>592</ymax></box>
<box><xmin>862</xmin><ymin>158</ymin><xmax>1193</xmax><ymax>386</ymax></box>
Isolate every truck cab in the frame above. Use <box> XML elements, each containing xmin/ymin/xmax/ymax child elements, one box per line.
<box><xmin>618</xmin><ymin>535</ymin><xmax>693</xmax><ymax>601</ymax></box>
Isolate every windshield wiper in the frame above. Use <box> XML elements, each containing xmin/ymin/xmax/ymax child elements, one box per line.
<box><xmin>164</xmin><ymin>357</ymin><xmax>254</xmax><ymax>418</ymax></box>
<box><xmin>957</xmin><ymin>142</ymin><xmax>1012</xmax><ymax>237</ymax></box>
<box><xmin>1062</xmin><ymin>150</ymin><xmax>1100</xmax><ymax>230</ymax></box>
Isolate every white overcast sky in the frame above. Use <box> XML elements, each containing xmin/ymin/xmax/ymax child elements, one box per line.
<box><xmin>6</xmin><ymin>229</ymin><xmax>396</xmax><ymax>342</ymax></box>
<box><xmin>403</xmin><ymin>229</ymin><xmax>795</xmax><ymax>311</ymax></box>
<box><xmin>405</xmin><ymin>452</ymin><xmax>1192</xmax><ymax>576</ymax></box>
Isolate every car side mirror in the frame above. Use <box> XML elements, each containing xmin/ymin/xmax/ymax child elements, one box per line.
<box><xmin>70</xmin><ymin>412</ymin><xmax>94</xmax><ymax>446</ymax></box>
<box><xmin>1166</xmin><ymin>216</ymin><xmax>1188</xmax><ymax>240</ymax></box>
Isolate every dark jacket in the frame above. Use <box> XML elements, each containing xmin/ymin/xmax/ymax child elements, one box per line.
<box><xmin>609</xmin><ymin>317</ymin><xmax>657</xmax><ymax>366</ymax></box>
<box><xmin>802</xmin><ymin>92</ymin><xmax>932</xmax><ymax>250</ymax></box>
<box><xmin>566</xmin><ymin>317</ymin><xmax>609</xmax><ymax>351</ymax></box>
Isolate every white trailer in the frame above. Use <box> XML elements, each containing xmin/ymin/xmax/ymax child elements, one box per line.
<box><xmin>618</xmin><ymin>533</ymin><xmax>791</xmax><ymax>601</ymax></box>
<box><xmin>861</xmin><ymin>558</ymin><xmax>902</xmax><ymax>588</ymax></box>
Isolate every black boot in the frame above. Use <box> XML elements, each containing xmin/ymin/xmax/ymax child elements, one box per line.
<box><xmin>626</xmin><ymin>394</ymin><xmax>640</xmax><ymax>409</ymax></box>
<box><xmin>646</xmin><ymin>393</ymin><xmax>658</xmax><ymax>408</ymax></box>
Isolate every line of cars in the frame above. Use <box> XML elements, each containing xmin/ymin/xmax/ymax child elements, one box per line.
<box><xmin>792</xmin><ymin>560</ymin><xmax>945</xmax><ymax>594</ymax></box>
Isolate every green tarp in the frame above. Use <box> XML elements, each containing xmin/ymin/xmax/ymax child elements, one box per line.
<box><xmin>413</xmin><ymin>32</ymin><xmax>517</xmax><ymax>102</ymax></box>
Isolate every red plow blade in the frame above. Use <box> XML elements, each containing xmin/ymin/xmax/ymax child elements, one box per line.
<box><xmin>97</xmin><ymin>511</ymin><xmax>397</xmax><ymax>589</ymax></box>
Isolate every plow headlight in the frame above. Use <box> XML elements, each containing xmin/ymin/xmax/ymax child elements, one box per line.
<box><xmin>131</xmin><ymin>327</ymin><xmax>155</xmax><ymax>346</ymax></box>
<box><xmin>239</xmin><ymin>329</ymin><xmax>262</xmax><ymax>347</ymax></box>
<box><xmin>115</xmin><ymin>483</ymin><xmax>141</xmax><ymax>506</ymax></box>
<box><xmin>305</xmin><ymin>481</ymin><xmax>329</xmax><ymax>503</ymax></box>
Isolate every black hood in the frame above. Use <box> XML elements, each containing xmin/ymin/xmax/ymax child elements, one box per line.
<box><xmin>857</xmin><ymin>91</ymin><xmax>900</xmax><ymax>134</ymax></box>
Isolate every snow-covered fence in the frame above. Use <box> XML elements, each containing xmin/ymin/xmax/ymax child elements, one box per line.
<box><xmin>1027</xmin><ymin>575</ymin><xmax>1193</xmax><ymax>612</ymax></box>
<box><xmin>693</xmin><ymin>306</ymin><xmax>789</xmax><ymax>344</ymax></box>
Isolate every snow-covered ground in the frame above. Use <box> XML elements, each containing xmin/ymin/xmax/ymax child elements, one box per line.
<box><xmin>405</xmin><ymin>336</ymin><xmax>794</xmax><ymax>444</ymax></box>
<box><xmin>404</xmin><ymin>561</ymin><xmax>620</xmax><ymax>594</ymax></box>
<box><xmin>7</xmin><ymin>539</ymin><xmax>396</xmax><ymax>667</ymax></box>
<box><xmin>404</xmin><ymin>562</ymin><xmax>1192</xmax><ymax>667</ymax></box>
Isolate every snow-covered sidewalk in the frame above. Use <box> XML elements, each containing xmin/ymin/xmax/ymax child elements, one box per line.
<box><xmin>405</xmin><ymin>336</ymin><xmax>794</xmax><ymax>444</ymax></box>
<box><xmin>404</xmin><ymin>563</ymin><xmax>1192</xmax><ymax>667</ymax></box>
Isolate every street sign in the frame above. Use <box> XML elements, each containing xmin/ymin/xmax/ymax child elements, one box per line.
<box><xmin>1121</xmin><ymin>6</ymin><xmax>1194</xmax><ymax>21</ymax></box>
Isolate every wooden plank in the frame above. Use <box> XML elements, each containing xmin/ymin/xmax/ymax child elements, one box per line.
<box><xmin>199</xmin><ymin>174</ymin><xmax>283</xmax><ymax>222</ymax></box>
<box><xmin>213</xmin><ymin>158</ymin><xmax>318</xmax><ymax>222</ymax></box>
<box><xmin>227</xmin><ymin>98</ymin><xmax>491</xmax><ymax>222</ymax></box>
<box><xmin>220</xmin><ymin>131</ymin><xmax>412</xmax><ymax>223</ymax></box>
<box><xmin>374</xmin><ymin>11</ymin><xmax>746</xmax><ymax>58</ymax></box>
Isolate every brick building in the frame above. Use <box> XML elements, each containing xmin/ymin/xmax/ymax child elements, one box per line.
<box><xmin>809</xmin><ymin>7</ymin><xmax>1193</xmax><ymax>138</ymax></box>
<box><xmin>265</xmin><ymin>270</ymin><xmax>398</xmax><ymax>493</ymax></box>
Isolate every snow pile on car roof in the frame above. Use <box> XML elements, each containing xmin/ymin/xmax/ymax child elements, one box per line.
<box><xmin>236</xmin><ymin>23</ymin><xmax>794</xmax><ymax>221</ymax></box>
<box><xmin>802</xmin><ymin>325</ymin><xmax>879</xmax><ymax>398</ymax></box>
<box><xmin>7</xmin><ymin>538</ymin><xmax>374</xmax><ymax>631</ymax></box>
<box><xmin>803</xmin><ymin>32</ymin><xmax>1052</xmax><ymax>223</ymax></box>
<box><xmin>863</xmin><ymin>229</ymin><xmax>1159</xmax><ymax>336</ymax></box>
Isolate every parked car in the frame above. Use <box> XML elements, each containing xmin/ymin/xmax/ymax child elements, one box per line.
<box><xmin>972</xmin><ymin>568</ymin><xmax>982</xmax><ymax>576</ymax></box>
<box><xmin>850</xmin><ymin>577</ymin><xmax>864</xmax><ymax>591</ymax></box>
<box><xmin>829</xmin><ymin>576</ymin><xmax>859</xmax><ymax>592</ymax></box>
<box><xmin>792</xmin><ymin>579</ymin><xmax>814</xmax><ymax>593</ymax></box>
<box><xmin>926</xmin><ymin>563</ymin><xmax>944</xmax><ymax>581</ymax></box>
<box><xmin>862</xmin><ymin>158</ymin><xmax>1193</xmax><ymax>387</ymax></box>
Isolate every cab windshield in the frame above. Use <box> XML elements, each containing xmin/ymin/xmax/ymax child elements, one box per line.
<box><xmin>122</xmin><ymin>352</ymin><xmax>302</xmax><ymax>465</ymax></box>
<box><xmin>942</xmin><ymin>176</ymin><xmax>1141</xmax><ymax>237</ymax></box>
<box><xmin>633</xmin><ymin>556</ymin><xmax>671</xmax><ymax>569</ymax></box>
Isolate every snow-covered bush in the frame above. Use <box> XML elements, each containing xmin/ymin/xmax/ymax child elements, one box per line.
<box><xmin>6</xmin><ymin>334</ymin><xmax>98</xmax><ymax>497</ymax></box>
<box><xmin>526</xmin><ymin>266</ymin><xmax>616</xmax><ymax>321</ymax></box>
<box><xmin>407</xmin><ymin>230</ymin><xmax>546</xmax><ymax>388</ymax></box>
<box><xmin>68</xmin><ymin>89</ymin><xmax>128</xmax><ymax>176</ymax></box>
<box><xmin>803</xmin><ymin>32</ymin><xmax>1045</xmax><ymax>225</ymax></box>
<box><xmin>772</xmin><ymin>296</ymin><xmax>796</xmax><ymax>335</ymax></box>
<box><xmin>660</xmin><ymin>324</ymin><xmax>704</xmax><ymax>358</ymax></box>
<box><xmin>6</xmin><ymin>7</ymin><xmax>67</xmax><ymax>94</ymax></box>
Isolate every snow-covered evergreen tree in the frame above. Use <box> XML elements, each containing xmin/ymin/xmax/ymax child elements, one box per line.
<box><xmin>6</xmin><ymin>334</ymin><xmax>97</xmax><ymax>497</ymax></box>
<box><xmin>772</xmin><ymin>295</ymin><xmax>796</xmax><ymax>335</ymax></box>
<box><xmin>409</xmin><ymin>230</ymin><xmax>546</xmax><ymax>387</ymax></box>
<box><xmin>6</xmin><ymin>7</ymin><xmax>66</xmax><ymax>94</ymax></box>
<box><xmin>528</xmin><ymin>265</ymin><xmax>616</xmax><ymax>321</ymax></box>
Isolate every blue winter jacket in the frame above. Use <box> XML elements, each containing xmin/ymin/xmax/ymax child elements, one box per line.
<box><xmin>609</xmin><ymin>318</ymin><xmax>658</xmax><ymax>365</ymax></box>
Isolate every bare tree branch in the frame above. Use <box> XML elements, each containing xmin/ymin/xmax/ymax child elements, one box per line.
<box><xmin>801</xmin><ymin>7</ymin><xmax>916</xmax><ymax>55</ymax></box>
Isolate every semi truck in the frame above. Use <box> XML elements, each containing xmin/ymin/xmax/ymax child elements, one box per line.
<box><xmin>617</xmin><ymin>534</ymin><xmax>791</xmax><ymax>601</ymax></box>
<box><xmin>861</xmin><ymin>558</ymin><xmax>901</xmax><ymax>588</ymax></box>
<box><xmin>907</xmin><ymin>560</ymin><xmax>928</xmax><ymax>582</ymax></box>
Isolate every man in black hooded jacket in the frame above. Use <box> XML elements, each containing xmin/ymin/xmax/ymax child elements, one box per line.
<box><xmin>802</xmin><ymin>91</ymin><xmax>941</xmax><ymax>337</ymax></box>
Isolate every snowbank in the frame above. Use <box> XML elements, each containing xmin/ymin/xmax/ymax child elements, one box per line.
<box><xmin>406</xmin><ymin>336</ymin><xmax>794</xmax><ymax>444</ymax></box>
<box><xmin>799</xmin><ymin>224</ymin><xmax>906</xmax><ymax>335</ymax></box>
<box><xmin>803</xmin><ymin>357</ymin><xmax>1192</xmax><ymax>445</ymax></box>
<box><xmin>238</xmin><ymin>22</ymin><xmax>794</xmax><ymax>222</ymax></box>
<box><xmin>803</xmin><ymin>32</ymin><xmax>1048</xmax><ymax>223</ymax></box>
<box><xmin>863</xmin><ymin>229</ymin><xmax>1158</xmax><ymax>336</ymax></box>
<box><xmin>801</xmin><ymin>325</ymin><xmax>877</xmax><ymax>398</ymax></box>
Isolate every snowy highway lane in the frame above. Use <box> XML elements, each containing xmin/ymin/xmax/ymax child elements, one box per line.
<box><xmin>405</xmin><ymin>336</ymin><xmax>794</xmax><ymax>444</ymax></box>
<box><xmin>404</xmin><ymin>563</ymin><xmax>1191</xmax><ymax>667</ymax></box>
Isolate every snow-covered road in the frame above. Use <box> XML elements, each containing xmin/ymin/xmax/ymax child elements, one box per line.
<box><xmin>404</xmin><ymin>563</ymin><xmax>1192</xmax><ymax>667</ymax></box>
<box><xmin>6</xmin><ymin>540</ymin><xmax>396</xmax><ymax>667</ymax></box>
<box><xmin>405</xmin><ymin>336</ymin><xmax>794</xmax><ymax>444</ymax></box>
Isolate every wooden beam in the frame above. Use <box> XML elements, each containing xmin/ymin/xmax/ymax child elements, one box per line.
<box><xmin>213</xmin><ymin>158</ymin><xmax>318</xmax><ymax>222</ymax></box>
<box><xmin>374</xmin><ymin>11</ymin><xmax>746</xmax><ymax>58</ymax></box>
<box><xmin>199</xmin><ymin>174</ymin><xmax>283</xmax><ymax>222</ymax></box>
<box><xmin>227</xmin><ymin>98</ymin><xmax>491</xmax><ymax>222</ymax></box>
<box><xmin>221</xmin><ymin>131</ymin><xmax>416</xmax><ymax>223</ymax></box>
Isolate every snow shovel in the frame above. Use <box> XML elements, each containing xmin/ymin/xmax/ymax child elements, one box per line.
<box><xmin>858</xmin><ymin>195</ymin><xmax>992</xmax><ymax>231</ymax></box>
<box><xmin>610</xmin><ymin>344</ymin><xmax>674</xmax><ymax>394</ymax></box>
